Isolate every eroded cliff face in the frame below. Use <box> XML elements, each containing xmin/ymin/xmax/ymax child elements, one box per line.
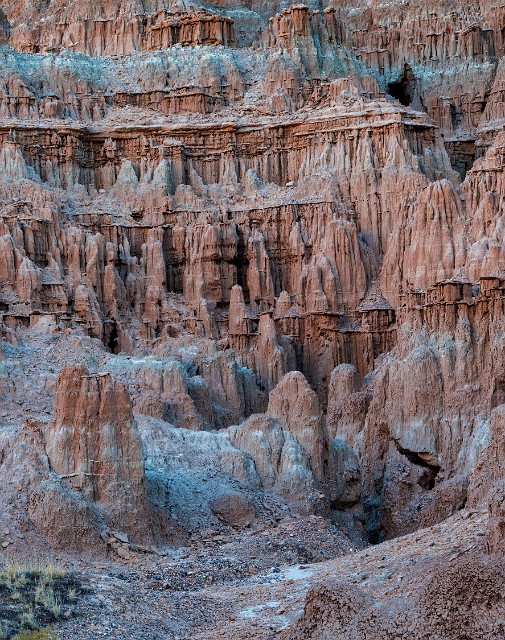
<box><xmin>0</xmin><ymin>0</ymin><xmax>504</xmax><ymax>552</ymax></box>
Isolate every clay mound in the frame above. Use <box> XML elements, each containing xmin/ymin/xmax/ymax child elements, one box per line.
<box><xmin>412</xmin><ymin>553</ymin><xmax>505</xmax><ymax>640</ymax></box>
<box><xmin>282</xmin><ymin>579</ymin><xmax>373</xmax><ymax>640</ymax></box>
<box><xmin>284</xmin><ymin>552</ymin><xmax>505</xmax><ymax>640</ymax></box>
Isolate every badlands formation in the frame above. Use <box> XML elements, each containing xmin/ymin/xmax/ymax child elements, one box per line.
<box><xmin>0</xmin><ymin>0</ymin><xmax>505</xmax><ymax>637</ymax></box>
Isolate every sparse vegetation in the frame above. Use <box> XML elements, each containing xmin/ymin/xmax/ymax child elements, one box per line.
<box><xmin>66</xmin><ymin>587</ymin><xmax>77</xmax><ymax>602</ymax></box>
<box><xmin>0</xmin><ymin>559</ymin><xmax>65</xmax><ymax>590</ymax></box>
<box><xmin>0</xmin><ymin>556</ymin><xmax>80</xmax><ymax>638</ymax></box>
<box><xmin>12</xmin><ymin>631</ymin><xmax>57</xmax><ymax>640</ymax></box>
<box><xmin>19</xmin><ymin>608</ymin><xmax>36</xmax><ymax>630</ymax></box>
<box><xmin>34</xmin><ymin>576</ymin><xmax>61</xmax><ymax>619</ymax></box>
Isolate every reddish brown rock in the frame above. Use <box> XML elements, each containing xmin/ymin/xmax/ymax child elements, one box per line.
<box><xmin>283</xmin><ymin>553</ymin><xmax>505</xmax><ymax>640</ymax></box>
<box><xmin>0</xmin><ymin>0</ymin><xmax>505</xmax><ymax>564</ymax></box>
<box><xmin>469</xmin><ymin>405</ymin><xmax>505</xmax><ymax>506</ymax></box>
<box><xmin>210</xmin><ymin>493</ymin><xmax>255</xmax><ymax>528</ymax></box>
<box><xmin>4</xmin><ymin>1</ymin><xmax>235</xmax><ymax>56</ymax></box>
<box><xmin>228</xmin><ymin>411</ymin><xmax>318</xmax><ymax>507</ymax></box>
<box><xmin>486</xmin><ymin>480</ymin><xmax>505</xmax><ymax>555</ymax></box>
<box><xmin>267</xmin><ymin>371</ymin><xmax>326</xmax><ymax>482</ymax></box>
<box><xmin>43</xmin><ymin>364</ymin><xmax>167</xmax><ymax>545</ymax></box>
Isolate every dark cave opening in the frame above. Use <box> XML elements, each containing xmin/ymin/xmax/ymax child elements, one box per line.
<box><xmin>387</xmin><ymin>64</ymin><xmax>416</xmax><ymax>106</ymax></box>
<box><xmin>107</xmin><ymin>321</ymin><xmax>119</xmax><ymax>354</ymax></box>
<box><xmin>398</xmin><ymin>446</ymin><xmax>441</xmax><ymax>490</ymax></box>
<box><xmin>368</xmin><ymin>530</ymin><xmax>381</xmax><ymax>545</ymax></box>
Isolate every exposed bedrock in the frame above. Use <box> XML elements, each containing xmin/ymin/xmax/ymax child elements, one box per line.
<box><xmin>35</xmin><ymin>364</ymin><xmax>180</xmax><ymax>552</ymax></box>
<box><xmin>0</xmin><ymin>0</ymin><xmax>504</xmax><ymax>549</ymax></box>
<box><xmin>4</xmin><ymin>1</ymin><xmax>236</xmax><ymax>55</ymax></box>
<box><xmin>229</xmin><ymin>371</ymin><xmax>325</xmax><ymax>507</ymax></box>
<box><xmin>45</xmin><ymin>366</ymin><xmax>150</xmax><ymax>532</ymax></box>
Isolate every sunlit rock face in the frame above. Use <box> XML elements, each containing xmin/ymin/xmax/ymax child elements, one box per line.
<box><xmin>0</xmin><ymin>0</ymin><xmax>504</xmax><ymax>553</ymax></box>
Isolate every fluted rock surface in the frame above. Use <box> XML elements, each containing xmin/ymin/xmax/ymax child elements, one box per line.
<box><xmin>45</xmin><ymin>366</ymin><xmax>149</xmax><ymax>528</ymax></box>
<box><xmin>229</xmin><ymin>371</ymin><xmax>325</xmax><ymax>506</ymax></box>
<box><xmin>0</xmin><ymin>0</ymin><xmax>505</xmax><ymax>555</ymax></box>
<box><xmin>23</xmin><ymin>364</ymin><xmax>177</xmax><ymax>552</ymax></box>
<box><xmin>4</xmin><ymin>0</ymin><xmax>236</xmax><ymax>55</ymax></box>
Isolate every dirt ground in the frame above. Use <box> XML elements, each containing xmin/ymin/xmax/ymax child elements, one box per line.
<box><xmin>44</xmin><ymin>508</ymin><xmax>487</xmax><ymax>640</ymax></box>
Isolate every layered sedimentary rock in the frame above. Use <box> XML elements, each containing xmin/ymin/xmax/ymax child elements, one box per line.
<box><xmin>0</xmin><ymin>0</ymin><xmax>505</xmax><ymax>557</ymax></box>
<box><xmin>23</xmin><ymin>364</ymin><xmax>177</xmax><ymax>553</ymax></box>
<box><xmin>3</xmin><ymin>1</ymin><xmax>235</xmax><ymax>55</ymax></box>
<box><xmin>45</xmin><ymin>365</ymin><xmax>150</xmax><ymax>533</ymax></box>
<box><xmin>0</xmin><ymin>100</ymin><xmax>449</xmax><ymax>398</ymax></box>
<box><xmin>333</xmin><ymin>0</ymin><xmax>505</xmax><ymax>163</ymax></box>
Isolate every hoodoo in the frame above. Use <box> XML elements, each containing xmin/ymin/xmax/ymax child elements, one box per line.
<box><xmin>0</xmin><ymin>0</ymin><xmax>504</xmax><ymax>637</ymax></box>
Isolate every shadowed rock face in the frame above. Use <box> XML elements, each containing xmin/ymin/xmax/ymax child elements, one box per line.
<box><xmin>486</xmin><ymin>480</ymin><xmax>505</xmax><ymax>555</ymax></box>
<box><xmin>0</xmin><ymin>0</ymin><xmax>504</xmax><ymax>567</ymax></box>
<box><xmin>0</xmin><ymin>7</ymin><xmax>9</xmax><ymax>45</ymax></box>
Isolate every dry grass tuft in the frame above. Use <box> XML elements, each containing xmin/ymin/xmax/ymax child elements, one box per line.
<box><xmin>18</xmin><ymin>608</ymin><xmax>36</xmax><ymax>630</ymax></box>
<box><xmin>0</xmin><ymin>555</ymin><xmax>78</xmax><ymax>637</ymax></box>
<box><xmin>0</xmin><ymin>558</ymin><xmax>66</xmax><ymax>591</ymax></box>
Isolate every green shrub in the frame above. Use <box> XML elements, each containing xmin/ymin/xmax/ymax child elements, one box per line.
<box><xmin>13</xmin><ymin>630</ymin><xmax>57</xmax><ymax>640</ymax></box>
